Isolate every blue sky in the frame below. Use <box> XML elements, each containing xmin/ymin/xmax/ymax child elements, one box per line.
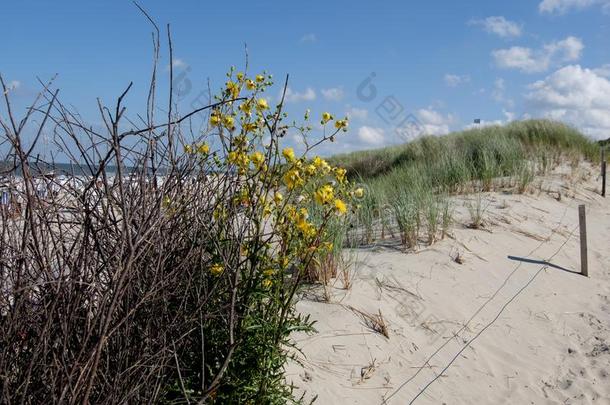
<box><xmin>2</xmin><ymin>0</ymin><xmax>610</xmax><ymax>156</ymax></box>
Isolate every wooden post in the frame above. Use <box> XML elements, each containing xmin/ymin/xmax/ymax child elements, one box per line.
<box><xmin>578</xmin><ymin>205</ymin><xmax>588</xmax><ymax>277</ymax></box>
<box><xmin>602</xmin><ymin>148</ymin><xmax>606</xmax><ymax>198</ymax></box>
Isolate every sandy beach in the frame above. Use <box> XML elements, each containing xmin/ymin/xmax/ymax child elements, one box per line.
<box><xmin>287</xmin><ymin>163</ymin><xmax>610</xmax><ymax>404</ymax></box>
<box><xmin>5</xmin><ymin>2</ymin><xmax>610</xmax><ymax>402</ymax></box>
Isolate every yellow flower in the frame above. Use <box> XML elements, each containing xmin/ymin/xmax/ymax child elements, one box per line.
<box><xmin>256</xmin><ymin>98</ymin><xmax>269</xmax><ymax>111</ymax></box>
<box><xmin>184</xmin><ymin>144</ymin><xmax>193</xmax><ymax>154</ymax></box>
<box><xmin>297</xmin><ymin>220</ymin><xmax>316</xmax><ymax>238</ymax></box>
<box><xmin>226</xmin><ymin>81</ymin><xmax>240</xmax><ymax>99</ymax></box>
<box><xmin>354</xmin><ymin>187</ymin><xmax>365</xmax><ymax>198</ymax></box>
<box><xmin>243</xmin><ymin>122</ymin><xmax>258</xmax><ymax>133</ymax></box>
<box><xmin>210</xmin><ymin>263</ymin><xmax>224</xmax><ymax>276</ymax></box>
<box><xmin>334</xmin><ymin>167</ymin><xmax>347</xmax><ymax>183</ymax></box>
<box><xmin>334</xmin><ymin>119</ymin><xmax>348</xmax><ymax>130</ymax></box>
<box><xmin>334</xmin><ymin>199</ymin><xmax>347</xmax><ymax>215</ymax></box>
<box><xmin>283</xmin><ymin>169</ymin><xmax>303</xmax><ymax>190</ymax></box>
<box><xmin>209</xmin><ymin>111</ymin><xmax>221</xmax><ymax>126</ymax></box>
<box><xmin>223</xmin><ymin>115</ymin><xmax>235</xmax><ymax>130</ymax></box>
<box><xmin>246</xmin><ymin>79</ymin><xmax>256</xmax><ymax>90</ymax></box>
<box><xmin>228</xmin><ymin>151</ymin><xmax>249</xmax><ymax>168</ymax></box>
<box><xmin>293</xmin><ymin>208</ymin><xmax>315</xmax><ymax>237</ymax></box>
<box><xmin>263</xmin><ymin>268</ymin><xmax>275</xmax><ymax>277</ymax></box>
<box><xmin>296</xmin><ymin>220</ymin><xmax>311</xmax><ymax>235</ymax></box>
<box><xmin>263</xmin><ymin>203</ymin><xmax>272</xmax><ymax>217</ymax></box>
<box><xmin>239</xmin><ymin>101</ymin><xmax>252</xmax><ymax>115</ymax></box>
<box><xmin>313</xmin><ymin>156</ymin><xmax>331</xmax><ymax>173</ymax></box>
<box><xmin>314</xmin><ymin>184</ymin><xmax>334</xmax><ymax>205</ymax></box>
<box><xmin>282</xmin><ymin>147</ymin><xmax>295</xmax><ymax>162</ymax></box>
<box><xmin>321</xmin><ymin>241</ymin><xmax>334</xmax><ymax>251</ymax></box>
<box><xmin>256</xmin><ymin>74</ymin><xmax>265</xmax><ymax>83</ymax></box>
<box><xmin>250</xmin><ymin>151</ymin><xmax>265</xmax><ymax>168</ymax></box>
<box><xmin>306</xmin><ymin>164</ymin><xmax>316</xmax><ymax>175</ymax></box>
<box><xmin>239</xmin><ymin>154</ymin><xmax>250</xmax><ymax>167</ymax></box>
<box><xmin>198</xmin><ymin>143</ymin><xmax>210</xmax><ymax>154</ymax></box>
<box><xmin>274</xmin><ymin>191</ymin><xmax>284</xmax><ymax>204</ymax></box>
<box><xmin>321</xmin><ymin>112</ymin><xmax>333</xmax><ymax>124</ymax></box>
<box><xmin>285</xmin><ymin>204</ymin><xmax>297</xmax><ymax>220</ymax></box>
<box><xmin>262</xmin><ymin>279</ymin><xmax>273</xmax><ymax>288</ymax></box>
<box><xmin>236</xmin><ymin>72</ymin><xmax>244</xmax><ymax>81</ymax></box>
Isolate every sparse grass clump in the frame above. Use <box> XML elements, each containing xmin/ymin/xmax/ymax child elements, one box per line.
<box><xmin>440</xmin><ymin>198</ymin><xmax>453</xmax><ymax>239</ymax></box>
<box><xmin>516</xmin><ymin>161</ymin><xmax>536</xmax><ymax>193</ymax></box>
<box><xmin>352</xmin><ymin>185</ymin><xmax>379</xmax><ymax>245</ymax></box>
<box><xmin>424</xmin><ymin>194</ymin><xmax>441</xmax><ymax>245</ymax></box>
<box><xmin>467</xmin><ymin>192</ymin><xmax>488</xmax><ymax>229</ymax></box>
<box><xmin>391</xmin><ymin>189</ymin><xmax>420</xmax><ymax>248</ymax></box>
<box><xmin>349</xmin><ymin>307</ymin><xmax>389</xmax><ymax>339</ymax></box>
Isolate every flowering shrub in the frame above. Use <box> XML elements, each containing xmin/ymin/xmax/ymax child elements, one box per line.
<box><xmin>0</xmin><ymin>64</ymin><xmax>360</xmax><ymax>404</ymax></box>
<box><xmin>170</xmin><ymin>69</ymin><xmax>360</xmax><ymax>402</ymax></box>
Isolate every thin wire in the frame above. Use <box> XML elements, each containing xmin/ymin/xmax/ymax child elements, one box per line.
<box><xmin>407</xmin><ymin>223</ymin><xmax>578</xmax><ymax>404</ymax></box>
<box><xmin>383</xmin><ymin>207</ymin><xmax>570</xmax><ymax>404</ymax></box>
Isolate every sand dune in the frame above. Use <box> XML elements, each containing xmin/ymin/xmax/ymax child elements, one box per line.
<box><xmin>287</xmin><ymin>164</ymin><xmax>610</xmax><ymax>404</ymax></box>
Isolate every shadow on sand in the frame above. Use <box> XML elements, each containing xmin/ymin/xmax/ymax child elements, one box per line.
<box><xmin>507</xmin><ymin>255</ymin><xmax>583</xmax><ymax>275</ymax></box>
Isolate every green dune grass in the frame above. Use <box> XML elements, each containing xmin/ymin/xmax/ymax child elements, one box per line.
<box><xmin>330</xmin><ymin>119</ymin><xmax>600</xmax><ymax>248</ymax></box>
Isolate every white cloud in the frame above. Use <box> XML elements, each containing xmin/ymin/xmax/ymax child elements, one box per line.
<box><xmin>357</xmin><ymin>126</ymin><xmax>385</xmax><ymax>145</ymax></box>
<box><xmin>592</xmin><ymin>64</ymin><xmax>610</xmax><ymax>77</ymax></box>
<box><xmin>165</xmin><ymin>58</ymin><xmax>189</xmax><ymax>71</ymax></box>
<box><xmin>465</xmin><ymin>119</ymin><xmax>506</xmax><ymax>130</ymax></box>
<box><xmin>470</xmin><ymin>16</ymin><xmax>522</xmax><ymax>38</ymax></box>
<box><xmin>492</xmin><ymin>36</ymin><xmax>583</xmax><ymax>73</ymax></box>
<box><xmin>464</xmin><ymin>110</ymin><xmax>517</xmax><ymax>130</ymax></box>
<box><xmin>300</xmin><ymin>33</ymin><xmax>317</xmax><ymax>43</ymax></box>
<box><xmin>173</xmin><ymin>59</ymin><xmax>187</xmax><ymax>68</ymax></box>
<box><xmin>444</xmin><ymin>74</ymin><xmax>471</xmax><ymax>87</ymax></box>
<box><xmin>546</xmin><ymin>36</ymin><xmax>584</xmax><ymax>60</ymax></box>
<box><xmin>416</xmin><ymin>108</ymin><xmax>454</xmax><ymax>135</ymax></box>
<box><xmin>539</xmin><ymin>0</ymin><xmax>610</xmax><ymax>14</ymax></box>
<box><xmin>491</xmin><ymin>78</ymin><xmax>514</xmax><ymax>107</ymax></box>
<box><xmin>345</xmin><ymin>107</ymin><xmax>368</xmax><ymax>121</ymax></box>
<box><xmin>503</xmin><ymin>109</ymin><xmax>516</xmax><ymax>122</ymax></box>
<box><xmin>321</xmin><ymin>87</ymin><xmax>344</xmax><ymax>101</ymax></box>
<box><xmin>525</xmin><ymin>64</ymin><xmax>610</xmax><ymax>138</ymax></box>
<box><xmin>493</xmin><ymin>47</ymin><xmax>541</xmax><ymax>72</ymax></box>
<box><xmin>284</xmin><ymin>87</ymin><xmax>316</xmax><ymax>103</ymax></box>
<box><xmin>492</xmin><ymin>78</ymin><xmax>505</xmax><ymax>98</ymax></box>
